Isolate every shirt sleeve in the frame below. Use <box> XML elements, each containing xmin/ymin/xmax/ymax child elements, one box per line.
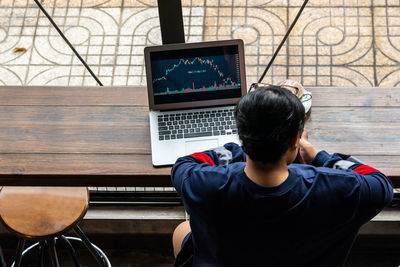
<box><xmin>212</xmin><ymin>142</ymin><xmax>246</xmax><ymax>165</ymax></box>
<box><xmin>312</xmin><ymin>150</ymin><xmax>393</xmax><ymax>222</ymax></box>
<box><xmin>171</xmin><ymin>142</ymin><xmax>245</xmax><ymax>208</ymax></box>
<box><xmin>354</xmin><ymin>170</ymin><xmax>393</xmax><ymax>223</ymax></box>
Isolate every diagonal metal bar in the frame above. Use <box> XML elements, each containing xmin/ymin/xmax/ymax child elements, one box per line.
<box><xmin>14</xmin><ymin>239</ymin><xmax>25</xmax><ymax>267</ymax></box>
<box><xmin>59</xmin><ymin>236</ymin><xmax>81</xmax><ymax>267</ymax></box>
<box><xmin>47</xmin><ymin>239</ymin><xmax>60</xmax><ymax>267</ymax></box>
<box><xmin>33</xmin><ymin>0</ymin><xmax>103</xmax><ymax>86</ymax></box>
<box><xmin>73</xmin><ymin>226</ymin><xmax>108</xmax><ymax>266</ymax></box>
<box><xmin>38</xmin><ymin>241</ymin><xmax>46</xmax><ymax>267</ymax></box>
<box><xmin>0</xmin><ymin>245</ymin><xmax>5</xmax><ymax>267</ymax></box>
<box><xmin>258</xmin><ymin>0</ymin><xmax>310</xmax><ymax>83</ymax></box>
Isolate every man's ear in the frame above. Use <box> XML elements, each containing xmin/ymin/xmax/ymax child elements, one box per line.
<box><xmin>291</xmin><ymin>132</ymin><xmax>301</xmax><ymax>149</ymax></box>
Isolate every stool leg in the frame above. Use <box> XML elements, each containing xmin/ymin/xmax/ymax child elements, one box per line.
<box><xmin>0</xmin><ymin>245</ymin><xmax>6</xmax><ymax>267</ymax></box>
<box><xmin>73</xmin><ymin>226</ymin><xmax>108</xmax><ymax>266</ymax></box>
<box><xmin>47</xmin><ymin>239</ymin><xmax>60</xmax><ymax>267</ymax></box>
<box><xmin>37</xmin><ymin>241</ymin><xmax>46</xmax><ymax>267</ymax></box>
<box><xmin>14</xmin><ymin>239</ymin><xmax>25</xmax><ymax>267</ymax></box>
<box><xmin>59</xmin><ymin>236</ymin><xmax>81</xmax><ymax>267</ymax></box>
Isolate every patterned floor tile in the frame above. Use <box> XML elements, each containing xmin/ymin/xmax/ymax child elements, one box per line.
<box><xmin>286</xmin><ymin>6</ymin><xmax>375</xmax><ymax>86</ymax></box>
<box><xmin>0</xmin><ymin>4</ymin><xmax>204</xmax><ymax>86</ymax></box>
<box><xmin>374</xmin><ymin>6</ymin><xmax>400</xmax><ymax>86</ymax></box>
<box><xmin>1</xmin><ymin>0</ymin><xmax>400</xmax><ymax>87</ymax></box>
<box><xmin>204</xmin><ymin>6</ymin><xmax>288</xmax><ymax>84</ymax></box>
<box><xmin>0</xmin><ymin>0</ymin><xmax>207</xmax><ymax>8</ymax></box>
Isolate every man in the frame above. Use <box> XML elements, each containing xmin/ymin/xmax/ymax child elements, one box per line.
<box><xmin>171</xmin><ymin>85</ymin><xmax>393</xmax><ymax>267</ymax></box>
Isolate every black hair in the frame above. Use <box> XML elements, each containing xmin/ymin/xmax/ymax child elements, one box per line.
<box><xmin>234</xmin><ymin>85</ymin><xmax>305</xmax><ymax>164</ymax></box>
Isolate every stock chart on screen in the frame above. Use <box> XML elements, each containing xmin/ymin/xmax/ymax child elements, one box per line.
<box><xmin>149</xmin><ymin>44</ymin><xmax>243</xmax><ymax>105</ymax></box>
<box><xmin>151</xmin><ymin>54</ymin><xmax>241</xmax><ymax>96</ymax></box>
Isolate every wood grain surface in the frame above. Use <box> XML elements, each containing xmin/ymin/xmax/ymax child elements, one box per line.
<box><xmin>0</xmin><ymin>187</ymin><xmax>88</xmax><ymax>239</ymax></box>
<box><xmin>0</xmin><ymin>86</ymin><xmax>399</xmax><ymax>186</ymax></box>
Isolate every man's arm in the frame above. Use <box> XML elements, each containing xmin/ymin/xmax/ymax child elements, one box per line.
<box><xmin>299</xmin><ymin>129</ymin><xmax>393</xmax><ymax>221</ymax></box>
<box><xmin>296</xmin><ymin>129</ymin><xmax>318</xmax><ymax>164</ymax></box>
<box><xmin>312</xmin><ymin>149</ymin><xmax>393</xmax><ymax>222</ymax></box>
<box><xmin>171</xmin><ymin>142</ymin><xmax>246</xmax><ymax>197</ymax></box>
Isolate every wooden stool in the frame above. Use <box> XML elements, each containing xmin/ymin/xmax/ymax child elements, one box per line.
<box><xmin>0</xmin><ymin>187</ymin><xmax>110</xmax><ymax>267</ymax></box>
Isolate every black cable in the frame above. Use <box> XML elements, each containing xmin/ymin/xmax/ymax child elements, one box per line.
<box><xmin>33</xmin><ymin>0</ymin><xmax>103</xmax><ymax>86</ymax></box>
<box><xmin>258</xmin><ymin>0</ymin><xmax>310</xmax><ymax>83</ymax></box>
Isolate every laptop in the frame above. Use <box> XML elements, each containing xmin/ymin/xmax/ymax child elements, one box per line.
<box><xmin>144</xmin><ymin>39</ymin><xmax>247</xmax><ymax>166</ymax></box>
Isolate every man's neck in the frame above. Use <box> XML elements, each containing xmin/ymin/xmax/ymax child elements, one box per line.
<box><xmin>244</xmin><ymin>157</ymin><xmax>289</xmax><ymax>187</ymax></box>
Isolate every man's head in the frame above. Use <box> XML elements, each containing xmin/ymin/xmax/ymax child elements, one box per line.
<box><xmin>234</xmin><ymin>85</ymin><xmax>305</xmax><ymax>164</ymax></box>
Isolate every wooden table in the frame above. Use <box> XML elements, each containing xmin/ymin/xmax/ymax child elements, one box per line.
<box><xmin>0</xmin><ymin>86</ymin><xmax>399</xmax><ymax>186</ymax></box>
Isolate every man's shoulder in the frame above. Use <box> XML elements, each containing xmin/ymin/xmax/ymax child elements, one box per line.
<box><xmin>289</xmin><ymin>163</ymin><xmax>361</xmax><ymax>190</ymax></box>
<box><xmin>182</xmin><ymin>162</ymin><xmax>246</xmax><ymax>188</ymax></box>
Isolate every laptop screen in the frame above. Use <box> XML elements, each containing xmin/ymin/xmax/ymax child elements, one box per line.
<box><xmin>145</xmin><ymin>40</ymin><xmax>246</xmax><ymax>110</ymax></box>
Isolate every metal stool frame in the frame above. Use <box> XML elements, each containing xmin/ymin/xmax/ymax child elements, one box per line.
<box><xmin>11</xmin><ymin>226</ymin><xmax>111</xmax><ymax>267</ymax></box>
<box><xmin>0</xmin><ymin>245</ymin><xmax>6</xmax><ymax>267</ymax></box>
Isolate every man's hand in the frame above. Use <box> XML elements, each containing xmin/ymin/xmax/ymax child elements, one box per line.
<box><xmin>296</xmin><ymin>129</ymin><xmax>318</xmax><ymax>165</ymax></box>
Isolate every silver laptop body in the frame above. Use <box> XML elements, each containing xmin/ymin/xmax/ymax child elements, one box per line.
<box><xmin>144</xmin><ymin>40</ymin><xmax>247</xmax><ymax>166</ymax></box>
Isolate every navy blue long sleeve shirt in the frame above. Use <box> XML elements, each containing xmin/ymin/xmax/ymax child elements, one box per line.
<box><xmin>171</xmin><ymin>143</ymin><xmax>393</xmax><ymax>267</ymax></box>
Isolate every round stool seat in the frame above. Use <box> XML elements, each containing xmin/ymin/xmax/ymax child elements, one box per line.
<box><xmin>0</xmin><ymin>187</ymin><xmax>88</xmax><ymax>240</ymax></box>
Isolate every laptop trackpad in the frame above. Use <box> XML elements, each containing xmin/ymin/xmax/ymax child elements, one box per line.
<box><xmin>185</xmin><ymin>139</ymin><xmax>219</xmax><ymax>154</ymax></box>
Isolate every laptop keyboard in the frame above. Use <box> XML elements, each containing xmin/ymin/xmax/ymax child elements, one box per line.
<box><xmin>157</xmin><ymin>107</ymin><xmax>237</xmax><ymax>141</ymax></box>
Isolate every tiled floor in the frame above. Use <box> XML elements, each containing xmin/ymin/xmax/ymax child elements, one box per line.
<box><xmin>1</xmin><ymin>0</ymin><xmax>400</xmax><ymax>87</ymax></box>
